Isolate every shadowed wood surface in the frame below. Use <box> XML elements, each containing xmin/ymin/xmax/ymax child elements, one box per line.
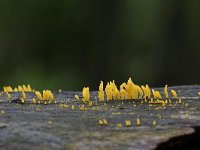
<box><xmin>0</xmin><ymin>86</ymin><xmax>200</xmax><ymax>150</ymax></box>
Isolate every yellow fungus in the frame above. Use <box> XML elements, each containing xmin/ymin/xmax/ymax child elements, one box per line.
<box><xmin>21</xmin><ymin>99</ymin><xmax>25</xmax><ymax>104</ymax></box>
<box><xmin>164</xmin><ymin>85</ymin><xmax>169</xmax><ymax>98</ymax></box>
<box><xmin>35</xmin><ymin>91</ymin><xmax>43</xmax><ymax>100</ymax></box>
<box><xmin>153</xmin><ymin>120</ymin><xmax>156</xmax><ymax>126</ymax></box>
<box><xmin>98</xmin><ymin>81</ymin><xmax>104</xmax><ymax>101</ymax></box>
<box><xmin>32</xmin><ymin>98</ymin><xmax>36</xmax><ymax>104</ymax></box>
<box><xmin>125</xmin><ymin>119</ymin><xmax>131</xmax><ymax>127</ymax></box>
<box><xmin>82</xmin><ymin>87</ymin><xmax>90</xmax><ymax>102</ymax></box>
<box><xmin>198</xmin><ymin>92</ymin><xmax>200</xmax><ymax>96</ymax></box>
<box><xmin>1</xmin><ymin>110</ymin><xmax>5</xmax><ymax>114</ymax></box>
<box><xmin>117</xmin><ymin>123</ymin><xmax>122</xmax><ymax>127</ymax></box>
<box><xmin>171</xmin><ymin>90</ymin><xmax>178</xmax><ymax>98</ymax></box>
<box><xmin>99</xmin><ymin>119</ymin><xmax>104</xmax><ymax>125</ymax></box>
<box><xmin>71</xmin><ymin>105</ymin><xmax>75</xmax><ymax>110</ymax></box>
<box><xmin>48</xmin><ymin>121</ymin><xmax>53</xmax><ymax>125</ymax></box>
<box><xmin>103</xmin><ymin>119</ymin><xmax>108</xmax><ymax>125</ymax></box>
<box><xmin>136</xmin><ymin>118</ymin><xmax>141</xmax><ymax>126</ymax></box>
<box><xmin>75</xmin><ymin>95</ymin><xmax>80</xmax><ymax>100</ymax></box>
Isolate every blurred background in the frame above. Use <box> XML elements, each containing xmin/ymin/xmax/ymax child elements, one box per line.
<box><xmin>0</xmin><ymin>0</ymin><xmax>199</xmax><ymax>91</ymax></box>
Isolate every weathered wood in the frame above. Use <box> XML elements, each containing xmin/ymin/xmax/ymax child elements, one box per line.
<box><xmin>0</xmin><ymin>86</ymin><xmax>200</xmax><ymax>150</ymax></box>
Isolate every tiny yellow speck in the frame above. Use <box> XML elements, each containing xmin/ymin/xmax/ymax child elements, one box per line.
<box><xmin>153</xmin><ymin>120</ymin><xmax>156</xmax><ymax>126</ymax></box>
<box><xmin>2</xmin><ymin>110</ymin><xmax>5</xmax><ymax>114</ymax></box>
<box><xmin>48</xmin><ymin>121</ymin><xmax>53</xmax><ymax>125</ymax></box>
<box><xmin>117</xmin><ymin>123</ymin><xmax>122</xmax><ymax>127</ymax></box>
<box><xmin>71</xmin><ymin>105</ymin><xmax>75</xmax><ymax>110</ymax></box>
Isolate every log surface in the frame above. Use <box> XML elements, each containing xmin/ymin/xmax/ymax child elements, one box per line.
<box><xmin>0</xmin><ymin>86</ymin><xmax>200</xmax><ymax>150</ymax></box>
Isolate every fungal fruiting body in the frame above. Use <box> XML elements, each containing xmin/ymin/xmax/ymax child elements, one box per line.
<box><xmin>35</xmin><ymin>90</ymin><xmax>54</xmax><ymax>101</ymax></box>
<box><xmin>3</xmin><ymin>84</ymin><xmax>32</xmax><ymax>93</ymax></box>
<box><xmin>98</xmin><ymin>81</ymin><xmax>104</xmax><ymax>101</ymax></box>
<box><xmin>171</xmin><ymin>90</ymin><xmax>177</xmax><ymax>98</ymax></box>
<box><xmin>125</xmin><ymin>119</ymin><xmax>132</xmax><ymax>127</ymax></box>
<box><xmin>136</xmin><ymin>118</ymin><xmax>141</xmax><ymax>126</ymax></box>
<box><xmin>82</xmin><ymin>87</ymin><xmax>90</xmax><ymax>103</ymax></box>
<box><xmin>164</xmin><ymin>85</ymin><xmax>169</xmax><ymax>98</ymax></box>
<box><xmin>75</xmin><ymin>95</ymin><xmax>80</xmax><ymax>100</ymax></box>
<box><xmin>99</xmin><ymin>119</ymin><xmax>108</xmax><ymax>125</ymax></box>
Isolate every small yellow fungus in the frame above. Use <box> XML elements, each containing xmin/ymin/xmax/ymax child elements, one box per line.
<box><xmin>99</xmin><ymin>119</ymin><xmax>104</xmax><ymax>125</ymax></box>
<box><xmin>1</xmin><ymin>110</ymin><xmax>5</xmax><ymax>114</ymax></box>
<box><xmin>75</xmin><ymin>95</ymin><xmax>80</xmax><ymax>100</ymax></box>
<box><xmin>22</xmin><ymin>91</ymin><xmax>26</xmax><ymax>99</ymax></box>
<box><xmin>198</xmin><ymin>92</ymin><xmax>200</xmax><ymax>96</ymax></box>
<box><xmin>48</xmin><ymin>121</ymin><xmax>53</xmax><ymax>125</ymax></box>
<box><xmin>35</xmin><ymin>107</ymin><xmax>39</xmax><ymax>111</ymax></box>
<box><xmin>98</xmin><ymin>81</ymin><xmax>104</xmax><ymax>101</ymax></box>
<box><xmin>32</xmin><ymin>98</ymin><xmax>36</xmax><ymax>104</ymax></box>
<box><xmin>152</xmin><ymin>89</ymin><xmax>162</xmax><ymax>99</ymax></box>
<box><xmin>71</xmin><ymin>105</ymin><xmax>75</xmax><ymax>110</ymax></box>
<box><xmin>82</xmin><ymin>87</ymin><xmax>90</xmax><ymax>102</ymax></box>
<box><xmin>21</xmin><ymin>99</ymin><xmax>25</xmax><ymax>104</ymax></box>
<box><xmin>99</xmin><ymin>119</ymin><xmax>108</xmax><ymax>125</ymax></box>
<box><xmin>103</xmin><ymin>119</ymin><xmax>108</xmax><ymax>125</ymax></box>
<box><xmin>117</xmin><ymin>123</ymin><xmax>122</xmax><ymax>127</ymax></box>
<box><xmin>164</xmin><ymin>85</ymin><xmax>169</xmax><ymax>98</ymax></box>
<box><xmin>136</xmin><ymin>118</ymin><xmax>141</xmax><ymax>126</ymax></box>
<box><xmin>171</xmin><ymin>90</ymin><xmax>178</xmax><ymax>98</ymax></box>
<box><xmin>35</xmin><ymin>90</ymin><xmax>54</xmax><ymax>101</ymax></box>
<box><xmin>125</xmin><ymin>119</ymin><xmax>131</xmax><ymax>127</ymax></box>
<box><xmin>153</xmin><ymin>120</ymin><xmax>156</xmax><ymax>126</ymax></box>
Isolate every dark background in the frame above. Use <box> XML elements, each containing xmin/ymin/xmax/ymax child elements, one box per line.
<box><xmin>0</xmin><ymin>0</ymin><xmax>199</xmax><ymax>91</ymax></box>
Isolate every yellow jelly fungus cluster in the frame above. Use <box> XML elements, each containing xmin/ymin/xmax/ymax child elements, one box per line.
<box><xmin>35</xmin><ymin>90</ymin><xmax>54</xmax><ymax>101</ymax></box>
<box><xmin>3</xmin><ymin>84</ymin><xmax>33</xmax><ymax>92</ymax></box>
<box><xmin>97</xmin><ymin>78</ymin><xmax>178</xmax><ymax>101</ymax></box>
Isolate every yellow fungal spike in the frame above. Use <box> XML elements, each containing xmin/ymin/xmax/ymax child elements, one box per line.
<box><xmin>153</xmin><ymin>120</ymin><xmax>156</xmax><ymax>126</ymax></box>
<box><xmin>2</xmin><ymin>110</ymin><xmax>5</xmax><ymax>114</ymax></box>
<box><xmin>125</xmin><ymin>119</ymin><xmax>131</xmax><ymax>127</ymax></box>
<box><xmin>164</xmin><ymin>85</ymin><xmax>169</xmax><ymax>98</ymax></box>
<box><xmin>22</xmin><ymin>91</ymin><xmax>26</xmax><ymax>99</ymax></box>
<box><xmin>117</xmin><ymin>123</ymin><xmax>122</xmax><ymax>127</ymax></box>
<box><xmin>98</xmin><ymin>81</ymin><xmax>104</xmax><ymax>101</ymax></box>
<box><xmin>103</xmin><ymin>119</ymin><xmax>108</xmax><ymax>125</ymax></box>
<box><xmin>18</xmin><ymin>86</ymin><xmax>23</xmax><ymax>92</ymax></box>
<box><xmin>14</xmin><ymin>88</ymin><xmax>18</xmax><ymax>92</ymax></box>
<box><xmin>7</xmin><ymin>93</ymin><xmax>11</xmax><ymax>99</ymax></box>
<box><xmin>141</xmin><ymin>85</ymin><xmax>150</xmax><ymax>99</ymax></box>
<box><xmin>136</xmin><ymin>118</ymin><xmax>141</xmax><ymax>126</ymax></box>
<box><xmin>99</xmin><ymin>119</ymin><xmax>104</xmax><ymax>125</ymax></box>
<box><xmin>152</xmin><ymin>89</ymin><xmax>157</xmax><ymax>99</ymax></box>
<box><xmin>22</xmin><ymin>85</ymin><xmax>28</xmax><ymax>91</ymax></box>
<box><xmin>171</xmin><ymin>89</ymin><xmax>178</xmax><ymax>98</ymax></box>
<box><xmin>32</xmin><ymin>98</ymin><xmax>36</xmax><ymax>104</ymax></box>
<box><xmin>21</xmin><ymin>98</ymin><xmax>25</xmax><ymax>104</ymax></box>
<box><xmin>105</xmin><ymin>82</ymin><xmax>112</xmax><ymax>100</ymax></box>
<box><xmin>43</xmin><ymin>90</ymin><xmax>47</xmax><ymax>100</ymax></box>
<box><xmin>27</xmin><ymin>84</ymin><xmax>32</xmax><ymax>92</ymax></box>
<box><xmin>71</xmin><ymin>105</ymin><xmax>75</xmax><ymax>110</ymax></box>
<box><xmin>75</xmin><ymin>95</ymin><xmax>80</xmax><ymax>100</ymax></box>
<box><xmin>82</xmin><ymin>87</ymin><xmax>90</xmax><ymax>102</ymax></box>
<box><xmin>146</xmin><ymin>84</ymin><xmax>151</xmax><ymax>99</ymax></box>
<box><xmin>35</xmin><ymin>91</ymin><xmax>43</xmax><ymax>100</ymax></box>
